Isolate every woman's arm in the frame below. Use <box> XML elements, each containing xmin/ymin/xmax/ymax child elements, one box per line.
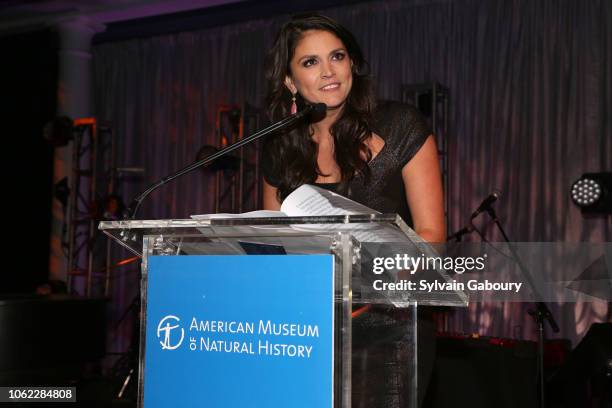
<box><xmin>401</xmin><ymin>135</ymin><xmax>446</xmax><ymax>243</ymax></box>
<box><xmin>263</xmin><ymin>179</ymin><xmax>282</xmax><ymax>210</ymax></box>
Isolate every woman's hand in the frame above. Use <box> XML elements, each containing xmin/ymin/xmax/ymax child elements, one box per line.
<box><xmin>401</xmin><ymin>135</ymin><xmax>446</xmax><ymax>243</ymax></box>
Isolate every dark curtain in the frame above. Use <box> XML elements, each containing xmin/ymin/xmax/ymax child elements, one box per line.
<box><xmin>1</xmin><ymin>30</ymin><xmax>56</xmax><ymax>293</ymax></box>
<box><xmin>93</xmin><ymin>0</ymin><xmax>611</xmax><ymax>347</ymax></box>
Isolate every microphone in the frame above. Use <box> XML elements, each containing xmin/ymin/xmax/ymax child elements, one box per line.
<box><xmin>471</xmin><ymin>190</ymin><xmax>501</xmax><ymax>219</ymax></box>
<box><xmin>303</xmin><ymin>103</ymin><xmax>326</xmax><ymax>117</ymax></box>
<box><xmin>125</xmin><ymin>103</ymin><xmax>327</xmax><ymax>219</ymax></box>
<box><xmin>447</xmin><ymin>224</ymin><xmax>474</xmax><ymax>242</ymax></box>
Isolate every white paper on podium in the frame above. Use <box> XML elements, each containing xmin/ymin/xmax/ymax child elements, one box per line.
<box><xmin>191</xmin><ymin>185</ymin><xmax>414</xmax><ymax>244</ymax></box>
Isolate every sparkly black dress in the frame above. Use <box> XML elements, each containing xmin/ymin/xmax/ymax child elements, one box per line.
<box><xmin>263</xmin><ymin>101</ymin><xmax>435</xmax><ymax>407</ymax></box>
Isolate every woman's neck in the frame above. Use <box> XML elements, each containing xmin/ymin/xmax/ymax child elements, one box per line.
<box><xmin>310</xmin><ymin>106</ymin><xmax>343</xmax><ymax>142</ymax></box>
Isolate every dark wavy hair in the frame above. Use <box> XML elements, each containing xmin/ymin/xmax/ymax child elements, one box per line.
<box><xmin>263</xmin><ymin>13</ymin><xmax>376</xmax><ymax>201</ymax></box>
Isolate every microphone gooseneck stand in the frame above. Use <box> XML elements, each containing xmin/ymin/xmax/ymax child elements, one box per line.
<box><xmin>125</xmin><ymin>103</ymin><xmax>327</xmax><ymax>219</ymax></box>
<box><xmin>484</xmin><ymin>207</ymin><xmax>559</xmax><ymax>408</ymax></box>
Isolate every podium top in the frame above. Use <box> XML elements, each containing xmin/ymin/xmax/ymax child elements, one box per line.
<box><xmin>100</xmin><ymin>214</ymin><xmax>468</xmax><ymax>307</ymax></box>
<box><xmin>99</xmin><ymin>214</ymin><xmax>422</xmax><ymax>256</ymax></box>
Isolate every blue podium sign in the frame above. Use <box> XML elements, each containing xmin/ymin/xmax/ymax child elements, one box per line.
<box><xmin>143</xmin><ymin>255</ymin><xmax>335</xmax><ymax>407</ymax></box>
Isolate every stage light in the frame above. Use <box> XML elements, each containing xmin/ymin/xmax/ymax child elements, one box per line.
<box><xmin>570</xmin><ymin>172</ymin><xmax>612</xmax><ymax>214</ymax></box>
<box><xmin>571</xmin><ymin>178</ymin><xmax>601</xmax><ymax>206</ymax></box>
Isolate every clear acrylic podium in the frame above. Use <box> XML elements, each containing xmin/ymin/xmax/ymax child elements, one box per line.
<box><xmin>100</xmin><ymin>214</ymin><xmax>467</xmax><ymax>408</ymax></box>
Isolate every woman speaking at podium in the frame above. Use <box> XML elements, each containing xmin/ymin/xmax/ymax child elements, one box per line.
<box><xmin>261</xmin><ymin>13</ymin><xmax>444</xmax><ymax>407</ymax></box>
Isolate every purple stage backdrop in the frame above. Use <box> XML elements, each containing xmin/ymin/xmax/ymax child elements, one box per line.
<box><xmin>92</xmin><ymin>0</ymin><xmax>611</xmax><ymax>353</ymax></box>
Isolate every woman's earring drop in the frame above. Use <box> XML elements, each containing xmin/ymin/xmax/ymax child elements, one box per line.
<box><xmin>290</xmin><ymin>94</ymin><xmax>297</xmax><ymax>114</ymax></box>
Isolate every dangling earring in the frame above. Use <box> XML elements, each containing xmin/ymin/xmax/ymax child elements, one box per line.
<box><xmin>290</xmin><ymin>94</ymin><xmax>297</xmax><ymax>114</ymax></box>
